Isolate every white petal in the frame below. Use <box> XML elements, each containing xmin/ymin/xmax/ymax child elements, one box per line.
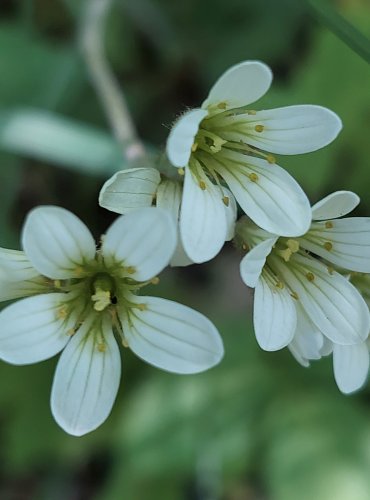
<box><xmin>0</xmin><ymin>248</ymin><xmax>49</xmax><ymax>301</ymax></box>
<box><xmin>333</xmin><ymin>342</ymin><xmax>369</xmax><ymax>394</ymax></box>
<box><xmin>166</xmin><ymin>109</ymin><xmax>208</xmax><ymax>167</ymax></box>
<box><xmin>179</xmin><ymin>165</ymin><xmax>228</xmax><ymax>263</ymax></box>
<box><xmin>22</xmin><ymin>206</ymin><xmax>96</xmax><ymax>280</ymax></box>
<box><xmin>270</xmin><ymin>252</ymin><xmax>370</xmax><ymax>345</ymax></box>
<box><xmin>311</xmin><ymin>191</ymin><xmax>360</xmax><ymax>221</ymax></box>
<box><xmin>289</xmin><ymin>306</ymin><xmax>326</xmax><ymax>367</ymax></box>
<box><xmin>99</xmin><ymin>168</ymin><xmax>160</xmax><ymax>214</ymax></box>
<box><xmin>156</xmin><ymin>179</ymin><xmax>194</xmax><ymax>267</ymax></box>
<box><xmin>213</xmin><ymin>151</ymin><xmax>311</xmax><ymax>236</ymax></box>
<box><xmin>253</xmin><ymin>271</ymin><xmax>297</xmax><ymax>351</ymax></box>
<box><xmin>0</xmin><ymin>293</ymin><xmax>73</xmax><ymax>364</ymax></box>
<box><xmin>223</xmin><ymin>188</ymin><xmax>237</xmax><ymax>241</ymax></box>
<box><xmin>102</xmin><ymin>207</ymin><xmax>177</xmax><ymax>281</ymax></box>
<box><xmin>300</xmin><ymin>218</ymin><xmax>370</xmax><ymax>273</ymax></box>
<box><xmin>51</xmin><ymin>315</ymin><xmax>121</xmax><ymax>436</ymax></box>
<box><xmin>220</xmin><ymin>105</ymin><xmax>342</xmax><ymax>154</ymax></box>
<box><xmin>239</xmin><ymin>237</ymin><xmax>277</xmax><ymax>288</ymax></box>
<box><xmin>202</xmin><ymin>61</ymin><xmax>272</xmax><ymax>111</ymax></box>
<box><xmin>119</xmin><ymin>296</ymin><xmax>224</xmax><ymax>374</ymax></box>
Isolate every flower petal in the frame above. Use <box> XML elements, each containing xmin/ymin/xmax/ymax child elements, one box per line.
<box><xmin>0</xmin><ymin>293</ymin><xmax>74</xmax><ymax>364</ymax></box>
<box><xmin>102</xmin><ymin>207</ymin><xmax>177</xmax><ymax>281</ymax></box>
<box><xmin>202</xmin><ymin>61</ymin><xmax>272</xmax><ymax>111</ymax></box>
<box><xmin>166</xmin><ymin>109</ymin><xmax>208</xmax><ymax>167</ymax></box>
<box><xmin>212</xmin><ymin>150</ymin><xmax>311</xmax><ymax>236</ymax></box>
<box><xmin>0</xmin><ymin>248</ymin><xmax>50</xmax><ymax>301</ymax></box>
<box><xmin>253</xmin><ymin>270</ymin><xmax>297</xmax><ymax>351</ymax></box>
<box><xmin>300</xmin><ymin>217</ymin><xmax>370</xmax><ymax>273</ymax></box>
<box><xmin>179</xmin><ymin>164</ymin><xmax>228</xmax><ymax>263</ymax></box>
<box><xmin>119</xmin><ymin>296</ymin><xmax>224</xmax><ymax>374</ymax></box>
<box><xmin>311</xmin><ymin>191</ymin><xmax>360</xmax><ymax>221</ymax></box>
<box><xmin>240</xmin><ymin>237</ymin><xmax>277</xmax><ymax>288</ymax></box>
<box><xmin>333</xmin><ymin>342</ymin><xmax>369</xmax><ymax>394</ymax></box>
<box><xmin>22</xmin><ymin>206</ymin><xmax>96</xmax><ymax>280</ymax></box>
<box><xmin>99</xmin><ymin>167</ymin><xmax>160</xmax><ymax>214</ymax></box>
<box><xmin>51</xmin><ymin>315</ymin><xmax>121</xmax><ymax>436</ymax></box>
<box><xmin>289</xmin><ymin>305</ymin><xmax>326</xmax><ymax>367</ymax></box>
<box><xmin>223</xmin><ymin>188</ymin><xmax>237</xmax><ymax>241</ymax></box>
<box><xmin>218</xmin><ymin>105</ymin><xmax>342</xmax><ymax>154</ymax></box>
<box><xmin>270</xmin><ymin>252</ymin><xmax>370</xmax><ymax>345</ymax></box>
<box><xmin>156</xmin><ymin>179</ymin><xmax>194</xmax><ymax>267</ymax></box>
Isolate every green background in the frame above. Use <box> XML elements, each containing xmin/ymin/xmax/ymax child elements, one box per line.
<box><xmin>0</xmin><ymin>0</ymin><xmax>369</xmax><ymax>498</ymax></box>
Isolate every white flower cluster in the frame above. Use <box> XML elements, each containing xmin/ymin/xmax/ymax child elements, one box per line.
<box><xmin>1</xmin><ymin>61</ymin><xmax>369</xmax><ymax>435</ymax></box>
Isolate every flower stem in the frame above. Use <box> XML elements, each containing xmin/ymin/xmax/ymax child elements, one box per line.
<box><xmin>80</xmin><ymin>0</ymin><xmax>145</xmax><ymax>162</ymax></box>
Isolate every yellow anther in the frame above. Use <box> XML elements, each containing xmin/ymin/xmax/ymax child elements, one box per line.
<box><xmin>325</xmin><ymin>221</ymin><xmax>334</xmax><ymax>229</ymax></box>
<box><xmin>74</xmin><ymin>266</ymin><xmax>84</xmax><ymax>276</ymax></box>
<box><xmin>275</xmin><ymin>281</ymin><xmax>284</xmax><ymax>289</ymax></box>
<box><xmin>248</xmin><ymin>173</ymin><xmax>259</xmax><ymax>182</ymax></box>
<box><xmin>217</xmin><ymin>101</ymin><xmax>227</xmax><ymax>110</ymax></box>
<box><xmin>242</xmin><ymin>243</ymin><xmax>249</xmax><ymax>251</ymax></box>
<box><xmin>323</xmin><ymin>241</ymin><xmax>333</xmax><ymax>251</ymax></box>
<box><xmin>327</xmin><ymin>266</ymin><xmax>334</xmax><ymax>275</ymax></box>
<box><xmin>254</xmin><ymin>124</ymin><xmax>264</xmax><ymax>133</ymax></box>
<box><xmin>137</xmin><ymin>303</ymin><xmax>147</xmax><ymax>311</ymax></box>
<box><xmin>191</xmin><ymin>142</ymin><xmax>198</xmax><ymax>152</ymax></box>
<box><xmin>151</xmin><ymin>277</ymin><xmax>160</xmax><ymax>285</ymax></box>
<box><xmin>97</xmin><ymin>342</ymin><xmax>106</xmax><ymax>353</ymax></box>
<box><xmin>56</xmin><ymin>305</ymin><xmax>68</xmax><ymax>320</ymax></box>
<box><xmin>290</xmin><ymin>291</ymin><xmax>299</xmax><ymax>300</ymax></box>
<box><xmin>122</xmin><ymin>338</ymin><xmax>129</xmax><ymax>348</ymax></box>
<box><xmin>66</xmin><ymin>328</ymin><xmax>76</xmax><ymax>336</ymax></box>
<box><xmin>266</xmin><ymin>154</ymin><xmax>276</xmax><ymax>164</ymax></box>
<box><xmin>306</xmin><ymin>272</ymin><xmax>315</xmax><ymax>282</ymax></box>
<box><xmin>54</xmin><ymin>279</ymin><xmax>62</xmax><ymax>288</ymax></box>
<box><xmin>126</xmin><ymin>266</ymin><xmax>136</xmax><ymax>275</ymax></box>
<box><xmin>222</xmin><ymin>196</ymin><xmax>229</xmax><ymax>207</ymax></box>
<box><xmin>199</xmin><ymin>180</ymin><xmax>207</xmax><ymax>190</ymax></box>
<box><xmin>286</xmin><ymin>239</ymin><xmax>300</xmax><ymax>253</ymax></box>
<box><xmin>247</xmin><ymin>110</ymin><xmax>257</xmax><ymax>115</ymax></box>
<box><xmin>178</xmin><ymin>168</ymin><xmax>185</xmax><ymax>176</ymax></box>
<box><xmin>91</xmin><ymin>289</ymin><xmax>111</xmax><ymax>311</ymax></box>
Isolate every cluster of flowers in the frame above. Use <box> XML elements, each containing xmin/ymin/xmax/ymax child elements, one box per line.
<box><xmin>0</xmin><ymin>61</ymin><xmax>369</xmax><ymax>436</ymax></box>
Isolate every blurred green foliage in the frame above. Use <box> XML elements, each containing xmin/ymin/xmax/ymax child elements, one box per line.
<box><xmin>0</xmin><ymin>0</ymin><xmax>369</xmax><ymax>499</ymax></box>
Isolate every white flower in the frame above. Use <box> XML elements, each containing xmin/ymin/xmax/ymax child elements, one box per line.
<box><xmin>238</xmin><ymin>191</ymin><xmax>370</xmax><ymax>352</ymax></box>
<box><xmin>166</xmin><ymin>61</ymin><xmax>342</xmax><ymax>261</ymax></box>
<box><xmin>0</xmin><ymin>206</ymin><xmax>224</xmax><ymax>436</ymax></box>
<box><xmin>289</xmin><ymin>315</ymin><xmax>369</xmax><ymax>394</ymax></box>
<box><xmin>99</xmin><ymin>167</ymin><xmax>237</xmax><ymax>266</ymax></box>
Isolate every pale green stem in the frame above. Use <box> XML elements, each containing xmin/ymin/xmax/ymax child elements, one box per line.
<box><xmin>80</xmin><ymin>0</ymin><xmax>145</xmax><ymax>161</ymax></box>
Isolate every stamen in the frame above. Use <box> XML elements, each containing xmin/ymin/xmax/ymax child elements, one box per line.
<box><xmin>54</xmin><ymin>280</ymin><xmax>62</xmax><ymax>288</ymax></box>
<box><xmin>151</xmin><ymin>277</ymin><xmax>160</xmax><ymax>285</ymax></box>
<box><xmin>242</xmin><ymin>243</ymin><xmax>249</xmax><ymax>251</ymax></box>
<box><xmin>247</xmin><ymin>110</ymin><xmax>256</xmax><ymax>115</ymax></box>
<box><xmin>290</xmin><ymin>291</ymin><xmax>299</xmax><ymax>300</ymax></box>
<box><xmin>217</xmin><ymin>101</ymin><xmax>227</xmax><ymax>110</ymax></box>
<box><xmin>199</xmin><ymin>180</ymin><xmax>207</xmax><ymax>190</ymax></box>
<box><xmin>97</xmin><ymin>342</ymin><xmax>107</xmax><ymax>352</ymax></box>
<box><xmin>275</xmin><ymin>281</ymin><xmax>284</xmax><ymax>289</ymax></box>
<box><xmin>266</xmin><ymin>154</ymin><xmax>276</xmax><ymax>164</ymax></box>
<box><xmin>74</xmin><ymin>266</ymin><xmax>84</xmax><ymax>277</ymax></box>
<box><xmin>191</xmin><ymin>142</ymin><xmax>198</xmax><ymax>152</ymax></box>
<box><xmin>56</xmin><ymin>305</ymin><xmax>68</xmax><ymax>320</ymax></box>
<box><xmin>325</xmin><ymin>221</ymin><xmax>334</xmax><ymax>229</ymax></box>
<box><xmin>248</xmin><ymin>173</ymin><xmax>259</xmax><ymax>182</ymax></box>
<box><xmin>323</xmin><ymin>241</ymin><xmax>333</xmax><ymax>251</ymax></box>
<box><xmin>254</xmin><ymin>124</ymin><xmax>264</xmax><ymax>133</ymax></box>
<box><xmin>306</xmin><ymin>272</ymin><xmax>315</xmax><ymax>282</ymax></box>
<box><xmin>178</xmin><ymin>168</ymin><xmax>185</xmax><ymax>176</ymax></box>
<box><xmin>222</xmin><ymin>196</ymin><xmax>229</xmax><ymax>207</ymax></box>
<box><xmin>126</xmin><ymin>266</ymin><xmax>136</xmax><ymax>275</ymax></box>
<box><xmin>136</xmin><ymin>303</ymin><xmax>147</xmax><ymax>311</ymax></box>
